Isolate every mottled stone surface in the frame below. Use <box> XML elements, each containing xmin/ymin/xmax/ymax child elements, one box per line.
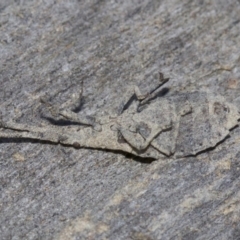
<box><xmin>1</xmin><ymin>0</ymin><xmax>240</xmax><ymax>239</ymax></box>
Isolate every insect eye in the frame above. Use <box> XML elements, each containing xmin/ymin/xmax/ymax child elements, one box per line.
<box><xmin>224</xmin><ymin>106</ymin><xmax>229</xmax><ymax>112</ymax></box>
<box><xmin>213</xmin><ymin>102</ymin><xmax>229</xmax><ymax>115</ymax></box>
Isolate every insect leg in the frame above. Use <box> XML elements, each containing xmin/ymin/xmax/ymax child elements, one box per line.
<box><xmin>139</xmin><ymin>72</ymin><xmax>170</xmax><ymax>106</ymax></box>
<box><xmin>119</xmin><ymin>73</ymin><xmax>169</xmax><ymax>113</ymax></box>
<box><xmin>40</xmin><ymin>98</ymin><xmax>101</xmax><ymax>131</ymax></box>
<box><xmin>60</xmin><ymin>80</ymin><xmax>84</xmax><ymax>111</ymax></box>
<box><xmin>0</xmin><ymin>121</ymin><xmax>60</xmax><ymax>143</ymax></box>
<box><xmin>118</xmin><ymin>85</ymin><xmax>155</xmax><ymax>114</ymax></box>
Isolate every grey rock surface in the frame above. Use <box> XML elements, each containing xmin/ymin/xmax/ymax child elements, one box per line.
<box><xmin>1</xmin><ymin>0</ymin><xmax>240</xmax><ymax>239</ymax></box>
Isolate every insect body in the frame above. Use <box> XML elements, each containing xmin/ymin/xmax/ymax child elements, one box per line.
<box><xmin>0</xmin><ymin>74</ymin><xmax>239</xmax><ymax>159</ymax></box>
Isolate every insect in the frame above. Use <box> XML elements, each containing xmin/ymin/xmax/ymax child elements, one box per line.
<box><xmin>0</xmin><ymin>73</ymin><xmax>239</xmax><ymax>159</ymax></box>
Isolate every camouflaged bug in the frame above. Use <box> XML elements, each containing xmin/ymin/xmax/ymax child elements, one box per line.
<box><xmin>0</xmin><ymin>73</ymin><xmax>239</xmax><ymax>159</ymax></box>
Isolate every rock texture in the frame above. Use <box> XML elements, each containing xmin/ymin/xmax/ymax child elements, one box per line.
<box><xmin>1</xmin><ymin>0</ymin><xmax>240</xmax><ymax>239</ymax></box>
